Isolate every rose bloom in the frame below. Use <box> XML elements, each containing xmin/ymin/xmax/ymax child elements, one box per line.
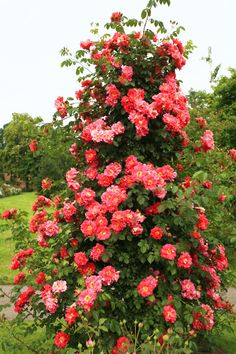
<box><xmin>29</xmin><ymin>140</ymin><xmax>38</xmax><ymax>152</ymax></box>
<box><xmin>177</xmin><ymin>252</ymin><xmax>192</xmax><ymax>269</ymax></box>
<box><xmin>196</xmin><ymin>213</ymin><xmax>209</xmax><ymax>230</ymax></box>
<box><xmin>74</xmin><ymin>252</ymin><xmax>88</xmax><ymax>266</ymax></box>
<box><xmin>201</xmin><ymin>130</ymin><xmax>214</xmax><ymax>152</ymax></box>
<box><xmin>35</xmin><ymin>272</ymin><xmax>46</xmax><ymax>284</ymax></box>
<box><xmin>229</xmin><ymin>149</ymin><xmax>236</xmax><ymax>159</ymax></box>
<box><xmin>59</xmin><ymin>245</ymin><xmax>69</xmax><ymax>259</ymax></box>
<box><xmin>14</xmin><ymin>272</ymin><xmax>26</xmax><ymax>284</ymax></box>
<box><xmin>80</xmin><ymin>39</ymin><xmax>93</xmax><ymax>50</ymax></box>
<box><xmin>65</xmin><ymin>306</ymin><xmax>79</xmax><ymax>326</ymax></box>
<box><xmin>160</xmin><ymin>244</ymin><xmax>176</xmax><ymax>260</ymax></box>
<box><xmin>1</xmin><ymin>208</ymin><xmax>17</xmax><ymax>219</ymax></box>
<box><xmin>150</xmin><ymin>226</ymin><xmax>163</xmax><ymax>240</ymax></box>
<box><xmin>117</xmin><ymin>336</ymin><xmax>130</xmax><ymax>350</ymax></box>
<box><xmin>80</xmin><ymin>188</ymin><xmax>96</xmax><ymax>205</ymax></box>
<box><xmin>90</xmin><ymin>243</ymin><xmax>105</xmax><ymax>261</ymax></box>
<box><xmin>77</xmin><ymin>288</ymin><xmax>97</xmax><ymax>311</ymax></box>
<box><xmin>218</xmin><ymin>193</ymin><xmax>226</xmax><ymax>202</ymax></box>
<box><xmin>85</xmin><ymin>149</ymin><xmax>97</xmax><ymax>163</ymax></box>
<box><xmin>163</xmin><ymin>305</ymin><xmax>177</xmax><ymax>324</ymax></box>
<box><xmin>137</xmin><ymin>275</ymin><xmax>158</xmax><ymax>297</ymax></box>
<box><xmin>54</xmin><ymin>331</ymin><xmax>70</xmax><ymax>349</ymax></box>
<box><xmin>110</xmin><ymin>11</ymin><xmax>123</xmax><ymax>22</ymax></box>
<box><xmin>70</xmin><ymin>238</ymin><xmax>79</xmax><ymax>247</ymax></box>
<box><xmin>80</xmin><ymin>219</ymin><xmax>96</xmax><ymax>237</ymax></box>
<box><xmin>77</xmin><ymin>262</ymin><xmax>96</xmax><ymax>277</ymax></box>
<box><xmin>41</xmin><ymin>178</ymin><xmax>52</xmax><ymax>189</ymax></box>
<box><xmin>40</xmin><ymin>220</ymin><xmax>59</xmax><ymax>237</ymax></box>
<box><xmin>52</xmin><ymin>280</ymin><xmax>67</xmax><ymax>293</ymax></box>
<box><xmin>96</xmin><ymin>226</ymin><xmax>111</xmax><ymax>240</ymax></box>
<box><xmin>191</xmin><ymin>229</ymin><xmax>201</xmax><ymax>239</ymax></box>
<box><xmin>98</xmin><ymin>266</ymin><xmax>120</xmax><ymax>286</ymax></box>
<box><xmin>196</xmin><ymin>117</ymin><xmax>207</xmax><ymax>129</ymax></box>
<box><xmin>202</xmin><ymin>180</ymin><xmax>212</xmax><ymax>190</ymax></box>
<box><xmin>85</xmin><ymin>275</ymin><xmax>102</xmax><ymax>293</ymax></box>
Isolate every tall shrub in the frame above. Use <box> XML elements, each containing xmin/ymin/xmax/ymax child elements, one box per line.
<box><xmin>1</xmin><ymin>2</ymin><xmax>234</xmax><ymax>353</ymax></box>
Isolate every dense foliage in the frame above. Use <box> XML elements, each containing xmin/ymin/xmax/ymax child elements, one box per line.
<box><xmin>1</xmin><ymin>2</ymin><xmax>235</xmax><ymax>353</ymax></box>
<box><xmin>0</xmin><ymin>114</ymin><xmax>73</xmax><ymax>192</ymax></box>
<box><xmin>188</xmin><ymin>67</ymin><xmax>236</xmax><ymax>149</ymax></box>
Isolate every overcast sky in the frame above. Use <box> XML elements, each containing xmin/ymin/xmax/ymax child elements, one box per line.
<box><xmin>0</xmin><ymin>0</ymin><xmax>235</xmax><ymax>128</ymax></box>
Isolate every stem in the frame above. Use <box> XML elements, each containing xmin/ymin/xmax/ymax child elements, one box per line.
<box><xmin>134</xmin><ymin>324</ymin><xmax>142</xmax><ymax>351</ymax></box>
<box><xmin>142</xmin><ymin>13</ymin><xmax>150</xmax><ymax>35</ymax></box>
<box><xmin>153</xmin><ymin>336</ymin><xmax>157</xmax><ymax>354</ymax></box>
<box><xmin>142</xmin><ymin>0</ymin><xmax>155</xmax><ymax>34</ymax></box>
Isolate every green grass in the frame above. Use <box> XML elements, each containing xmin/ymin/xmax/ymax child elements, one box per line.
<box><xmin>0</xmin><ymin>321</ymin><xmax>50</xmax><ymax>353</ymax></box>
<box><xmin>0</xmin><ymin>192</ymin><xmax>36</xmax><ymax>284</ymax></box>
<box><xmin>0</xmin><ymin>321</ymin><xmax>75</xmax><ymax>354</ymax></box>
<box><xmin>210</xmin><ymin>320</ymin><xmax>236</xmax><ymax>354</ymax></box>
<box><xmin>0</xmin><ymin>192</ymin><xmax>36</xmax><ymax>214</ymax></box>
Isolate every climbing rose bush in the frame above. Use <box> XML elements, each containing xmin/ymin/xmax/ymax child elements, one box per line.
<box><xmin>2</xmin><ymin>4</ymin><xmax>234</xmax><ymax>353</ymax></box>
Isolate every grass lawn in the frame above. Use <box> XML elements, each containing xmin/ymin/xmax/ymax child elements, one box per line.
<box><xmin>0</xmin><ymin>321</ymin><xmax>50</xmax><ymax>353</ymax></box>
<box><xmin>0</xmin><ymin>192</ymin><xmax>36</xmax><ymax>284</ymax></box>
<box><xmin>0</xmin><ymin>321</ymin><xmax>76</xmax><ymax>354</ymax></box>
<box><xmin>210</xmin><ymin>320</ymin><xmax>236</xmax><ymax>354</ymax></box>
<box><xmin>0</xmin><ymin>192</ymin><xmax>36</xmax><ymax>214</ymax></box>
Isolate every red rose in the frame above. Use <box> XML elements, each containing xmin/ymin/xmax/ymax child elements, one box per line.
<box><xmin>163</xmin><ymin>304</ymin><xmax>177</xmax><ymax>324</ymax></box>
<box><xmin>54</xmin><ymin>331</ymin><xmax>70</xmax><ymax>349</ymax></box>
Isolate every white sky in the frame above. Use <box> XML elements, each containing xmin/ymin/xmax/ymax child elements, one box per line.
<box><xmin>0</xmin><ymin>0</ymin><xmax>235</xmax><ymax>128</ymax></box>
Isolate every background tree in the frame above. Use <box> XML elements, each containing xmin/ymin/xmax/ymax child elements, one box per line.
<box><xmin>33</xmin><ymin>120</ymin><xmax>74</xmax><ymax>193</ymax></box>
<box><xmin>1</xmin><ymin>114</ymin><xmax>74</xmax><ymax>192</ymax></box>
<box><xmin>188</xmin><ymin>68</ymin><xmax>236</xmax><ymax>149</ymax></box>
<box><xmin>2</xmin><ymin>113</ymin><xmax>42</xmax><ymax>190</ymax></box>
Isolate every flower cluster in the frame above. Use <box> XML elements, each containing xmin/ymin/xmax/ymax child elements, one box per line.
<box><xmin>1</xmin><ymin>208</ymin><xmax>17</xmax><ymax>219</ymax></box>
<box><xmin>121</xmin><ymin>88</ymin><xmax>157</xmax><ymax>136</ymax></box>
<box><xmin>180</xmin><ymin>279</ymin><xmax>200</xmax><ymax>300</ymax></box>
<box><xmin>11</xmin><ymin>248</ymin><xmax>34</xmax><ymax>270</ymax></box>
<box><xmin>111</xmin><ymin>336</ymin><xmax>131</xmax><ymax>353</ymax></box>
<box><xmin>41</xmin><ymin>284</ymin><xmax>58</xmax><ymax>314</ymax></box>
<box><xmin>201</xmin><ymin>130</ymin><xmax>215</xmax><ymax>152</ymax></box>
<box><xmin>14</xmin><ymin>286</ymin><xmax>35</xmax><ymax>313</ymax></box>
<box><xmin>55</xmin><ymin>96</ymin><xmax>67</xmax><ymax>118</ymax></box>
<box><xmin>193</xmin><ymin>304</ymin><xmax>214</xmax><ymax>330</ymax></box>
<box><xmin>152</xmin><ymin>73</ymin><xmax>190</xmax><ymax>135</ymax></box>
<box><xmin>81</xmin><ymin>118</ymin><xmax>125</xmax><ymax>144</ymax></box>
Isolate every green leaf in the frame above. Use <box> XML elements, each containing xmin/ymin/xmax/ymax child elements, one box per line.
<box><xmin>192</xmin><ymin>170</ymin><xmax>208</xmax><ymax>181</ymax></box>
<box><xmin>100</xmin><ymin>325</ymin><xmax>108</xmax><ymax>332</ymax></box>
<box><xmin>147</xmin><ymin>254</ymin><xmax>154</xmax><ymax>263</ymax></box>
<box><xmin>141</xmin><ymin>9</ymin><xmax>147</xmax><ymax>19</ymax></box>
